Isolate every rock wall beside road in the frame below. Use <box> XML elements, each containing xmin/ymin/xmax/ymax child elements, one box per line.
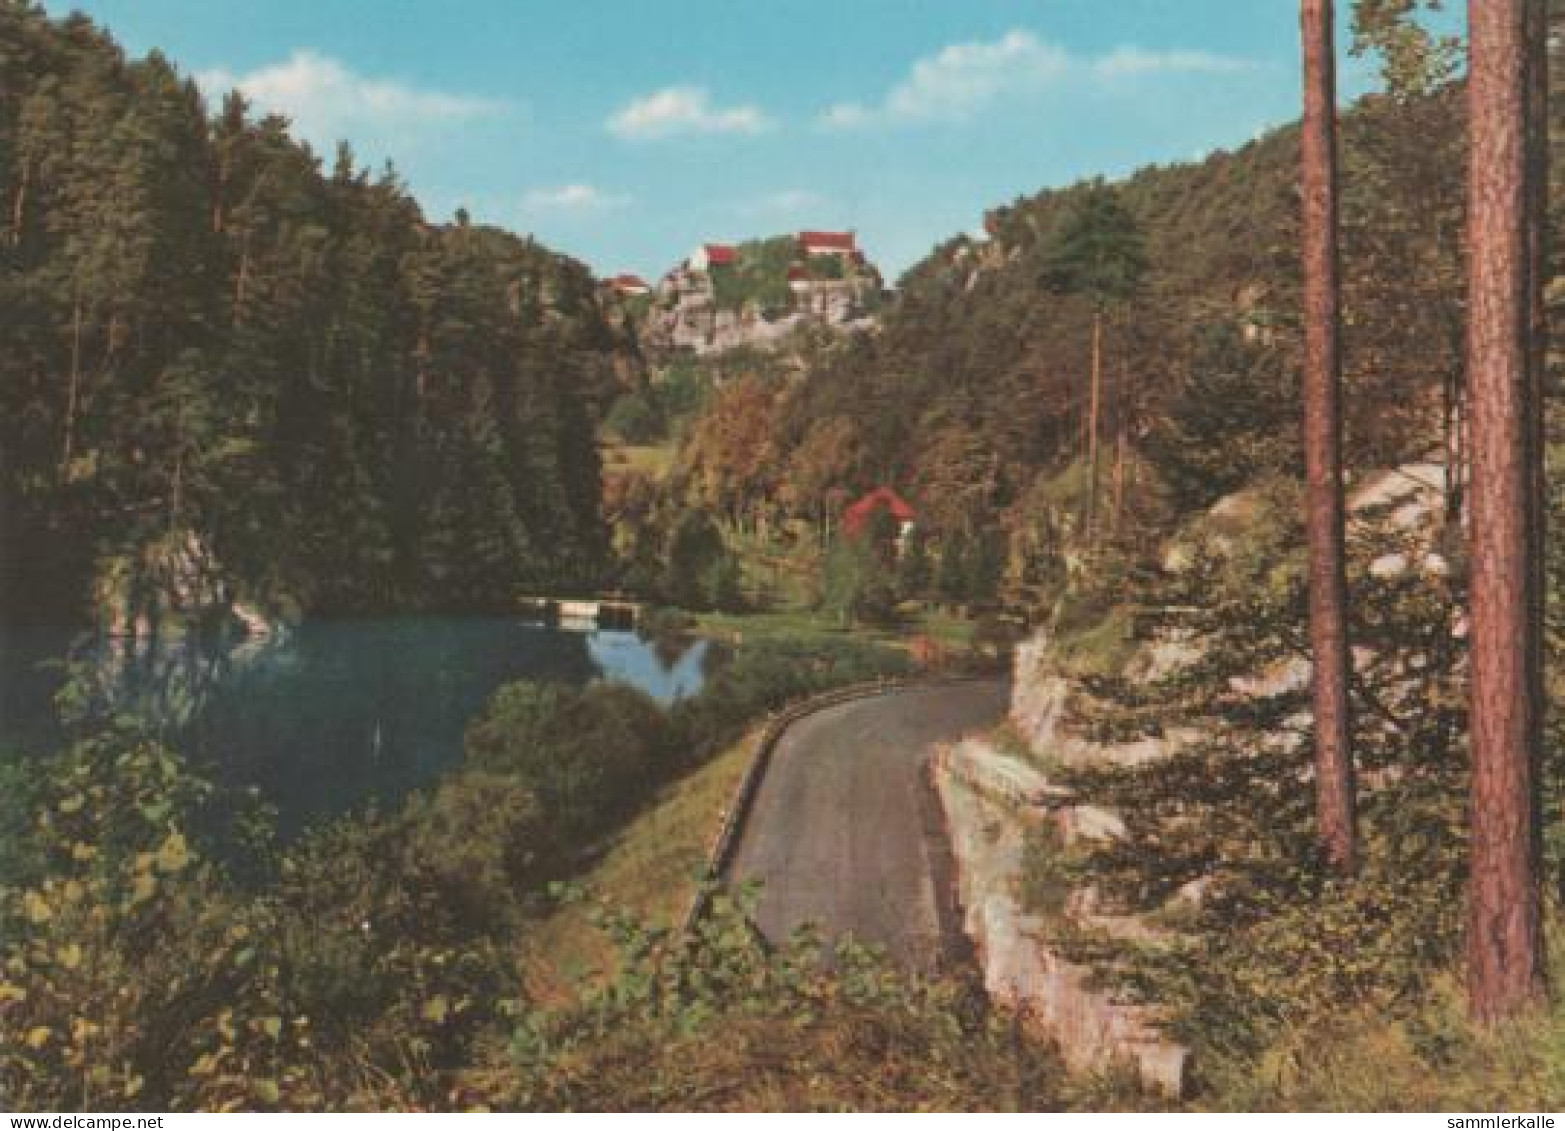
<box><xmin>931</xmin><ymin>739</ymin><xmax>1189</xmax><ymax>1096</ymax></box>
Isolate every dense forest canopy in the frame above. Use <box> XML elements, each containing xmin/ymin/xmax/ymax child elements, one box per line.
<box><xmin>763</xmin><ymin>84</ymin><xmax>1471</xmax><ymax>536</ymax></box>
<box><xmin>0</xmin><ymin>1</ymin><xmax>632</xmax><ymax>627</ymax></box>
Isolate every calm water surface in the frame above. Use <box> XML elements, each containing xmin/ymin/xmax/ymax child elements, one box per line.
<box><xmin>0</xmin><ymin>618</ymin><xmax>710</xmax><ymax>833</ymax></box>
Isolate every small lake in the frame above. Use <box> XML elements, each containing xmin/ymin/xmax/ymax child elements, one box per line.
<box><xmin>0</xmin><ymin>618</ymin><xmax>711</xmax><ymax>834</ymax></box>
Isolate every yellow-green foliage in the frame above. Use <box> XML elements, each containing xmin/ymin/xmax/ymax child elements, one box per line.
<box><xmin>1200</xmin><ymin>941</ymin><xmax>1565</xmax><ymax>1111</ymax></box>
<box><xmin>1049</xmin><ymin>605</ymin><xmax>1137</xmax><ymax>679</ymax></box>
<box><xmin>604</xmin><ymin>441</ymin><xmax>676</xmax><ymax>481</ymax></box>
<box><xmin>0</xmin><ymin>732</ymin><xmax>526</xmax><ymax>1112</ymax></box>
<box><xmin>497</xmin><ymin>892</ymin><xmax>1067</xmax><ymax>1112</ymax></box>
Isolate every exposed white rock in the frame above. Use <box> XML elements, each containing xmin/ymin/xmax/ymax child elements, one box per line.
<box><xmin>1127</xmin><ymin>630</ymin><xmax>1202</xmax><ymax>683</ymax></box>
<box><xmin>1059</xmin><ymin>804</ymin><xmax>1127</xmax><ymax>845</ymax></box>
<box><xmin>1369</xmin><ymin>551</ymin><xmax>1411</xmax><ymax>579</ymax></box>
<box><xmin>1228</xmin><ymin>655</ymin><xmax>1309</xmax><ymax>699</ymax></box>
<box><xmin>643</xmin><ymin>262</ymin><xmax>877</xmax><ymax>357</ymax></box>
<box><xmin>97</xmin><ymin>531</ymin><xmax>233</xmax><ymax>639</ymax></box>
<box><xmin>230</xmin><ymin>602</ymin><xmax>278</xmax><ymax>639</ymax></box>
<box><xmin>1347</xmin><ymin>462</ymin><xmax>1447</xmax><ymax>524</ymax></box>
<box><xmin>939</xmin><ymin>737</ymin><xmax>1069</xmax><ymax>814</ymax></box>
<box><xmin>1012</xmin><ymin>635</ymin><xmax>1195</xmax><ymax>770</ymax></box>
<box><xmin>932</xmin><ymin>739</ymin><xmax>1189</xmax><ymax>1096</ymax></box>
<box><xmin>1171</xmin><ymin>875</ymin><xmax>1216</xmax><ymax>913</ymax></box>
<box><xmin>971</xmin><ymin>460</ymin><xmax>1461</xmax><ymax>1099</ymax></box>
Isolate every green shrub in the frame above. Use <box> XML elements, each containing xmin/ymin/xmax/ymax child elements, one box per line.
<box><xmin>0</xmin><ymin>755</ymin><xmax>44</xmax><ymax>890</ymax></box>
<box><xmin>604</xmin><ymin>392</ymin><xmax>665</xmax><ymax>445</ymax></box>
<box><xmin>400</xmin><ymin>771</ymin><xmax>552</xmax><ymax>924</ymax></box>
<box><xmin>670</xmin><ymin>634</ymin><xmax>909</xmax><ymax>762</ymax></box>
<box><xmin>820</xmin><ymin>537</ymin><xmax>897</xmax><ymax>626</ymax></box>
<box><xmin>664</xmin><ymin>511</ymin><xmax>743</xmax><ymax>612</ymax></box>
<box><xmin>465</xmin><ymin>682</ymin><xmax>672</xmax><ymax>843</ymax></box>
<box><xmin>653</xmin><ymin>359</ymin><xmax>710</xmax><ymax>427</ymax></box>
<box><xmin>1019</xmin><ymin>820</ymin><xmax>1082</xmax><ymax>918</ymax></box>
<box><xmin>636</xmin><ymin>605</ymin><xmax>698</xmax><ymax>644</ymax></box>
<box><xmin>498</xmin><ymin>890</ymin><xmax>1066</xmax><ymax>1111</ymax></box>
<box><xmin>0</xmin><ymin>729</ymin><xmax>521</xmax><ymax>1111</ymax></box>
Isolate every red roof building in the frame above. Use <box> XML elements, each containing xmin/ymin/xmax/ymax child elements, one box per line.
<box><xmin>843</xmin><ymin>487</ymin><xmax>916</xmax><ymax>537</ymax></box>
<box><xmin>686</xmin><ymin>243</ymin><xmax>738</xmax><ymax>273</ymax></box>
<box><xmin>798</xmin><ymin>230</ymin><xmax>857</xmax><ymax>257</ymax></box>
<box><xmin>609</xmin><ymin>273</ymin><xmax>650</xmax><ymax>295</ymax></box>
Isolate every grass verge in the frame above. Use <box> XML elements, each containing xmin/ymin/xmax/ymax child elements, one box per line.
<box><xmin>520</xmin><ymin>729</ymin><xmax>758</xmax><ymax>1003</ymax></box>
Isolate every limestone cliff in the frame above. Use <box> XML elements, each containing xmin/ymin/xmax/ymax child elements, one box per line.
<box><xmin>637</xmin><ymin>235</ymin><xmax>883</xmax><ymax>358</ymax></box>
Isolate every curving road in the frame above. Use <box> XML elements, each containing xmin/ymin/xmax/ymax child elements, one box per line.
<box><xmin>725</xmin><ymin>679</ymin><xmax>1009</xmax><ymax>971</ymax></box>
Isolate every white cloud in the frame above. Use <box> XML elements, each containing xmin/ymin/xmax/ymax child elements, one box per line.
<box><xmin>734</xmin><ymin>188</ymin><xmax>827</xmax><ymax>218</ymax></box>
<box><xmin>197</xmin><ymin>50</ymin><xmax>508</xmax><ymax>154</ymax></box>
<box><xmin>522</xmin><ymin>183</ymin><xmax>632</xmax><ymax>212</ymax></box>
<box><xmin>607</xmin><ymin>86</ymin><xmax>770</xmax><ymax>140</ymax></box>
<box><xmin>821</xmin><ymin>102</ymin><xmax>873</xmax><ymax>130</ymax></box>
<box><xmin>1092</xmin><ymin>46</ymin><xmax>1258</xmax><ymax>79</ymax></box>
<box><xmin>823</xmin><ymin>30</ymin><xmax>1259</xmax><ymax>129</ymax></box>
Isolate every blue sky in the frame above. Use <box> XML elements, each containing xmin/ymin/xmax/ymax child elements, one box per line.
<box><xmin>45</xmin><ymin>1</ymin><xmax>1457</xmax><ymax>281</ymax></box>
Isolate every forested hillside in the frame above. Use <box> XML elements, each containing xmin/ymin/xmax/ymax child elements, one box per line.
<box><xmin>712</xmin><ymin>86</ymin><xmax>1472</xmax><ymax>584</ymax></box>
<box><xmin>0</xmin><ymin>4</ymin><xmax>631</xmax><ymax>627</ymax></box>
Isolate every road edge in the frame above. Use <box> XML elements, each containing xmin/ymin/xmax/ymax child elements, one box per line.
<box><xmin>681</xmin><ymin>670</ymin><xmax>1003</xmax><ymax>933</ymax></box>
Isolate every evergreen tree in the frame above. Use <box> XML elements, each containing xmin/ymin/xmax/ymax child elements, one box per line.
<box><xmin>1464</xmin><ymin>0</ymin><xmax>1548</xmax><ymax>1024</ymax></box>
<box><xmin>0</xmin><ymin>6</ymin><xmax>622</xmax><ymax>624</ymax></box>
<box><xmin>1300</xmin><ymin>0</ymin><xmax>1358</xmax><ymax>873</ymax></box>
<box><xmin>1040</xmin><ymin>182</ymin><xmax>1148</xmax><ymax>536</ymax></box>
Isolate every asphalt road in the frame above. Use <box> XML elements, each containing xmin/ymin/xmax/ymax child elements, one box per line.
<box><xmin>726</xmin><ymin>679</ymin><xmax>1009</xmax><ymax>971</ymax></box>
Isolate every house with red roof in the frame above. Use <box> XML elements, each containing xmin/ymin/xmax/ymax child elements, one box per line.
<box><xmin>688</xmin><ymin>242</ymin><xmax>738</xmax><ymax>273</ymax></box>
<box><xmin>609</xmin><ymin>273</ymin><xmax>650</xmax><ymax>296</ymax></box>
<box><xmin>798</xmin><ymin>230</ymin><xmax>857</xmax><ymax>259</ymax></box>
<box><xmin>843</xmin><ymin>486</ymin><xmax>916</xmax><ymax>539</ymax></box>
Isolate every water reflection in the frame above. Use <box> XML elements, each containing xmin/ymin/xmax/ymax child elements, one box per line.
<box><xmin>588</xmin><ymin>631</ymin><xmax>708</xmax><ymax>703</ymax></box>
<box><xmin>1</xmin><ymin>618</ymin><xmax>710</xmax><ymax>834</ymax></box>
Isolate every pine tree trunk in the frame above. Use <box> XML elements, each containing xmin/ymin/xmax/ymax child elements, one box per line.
<box><xmin>1112</xmin><ymin>418</ymin><xmax>1127</xmax><ymax>532</ymax></box>
<box><xmin>62</xmin><ymin>293</ymin><xmax>83</xmax><ymax>471</ymax></box>
<box><xmin>169</xmin><ymin>447</ymin><xmax>184</xmax><ymax>534</ymax></box>
<box><xmin>1299</xmin><ymin>0</ymin><xmax>1357</xmax><ymax>873</ymax></box>
<box><xmin>10</xmin><ymin>161</ymin><xmax>28</xmax><ymax>246</ymax></box>
<box><xmin>1466</xmin><ymin>0</ymin><xmax>1548</xmax><ymax>1025</ymax></box>
<box><xmin>1087</xmin><ymin>308</ymin><xmax>1103</xmax><ymax>537</ymax></box>
<box><xmin>1445</xmin><ymin>365</ymin><xmax>1465</xmax><ymax>522</ymax></box>
<box><xmin>213</xmin><ymin>153</ymin><xmax>229</xmax><ymax>235</ymax></box>
<box><xmin>1524</xmin><ymin>0</ymin><xmax>1550</xmax><ymax>909</ymax></box>
<box><xmin>233</xmin><ymin>231</ymin><xmax>251</xmax><ymax>328</ymax></box>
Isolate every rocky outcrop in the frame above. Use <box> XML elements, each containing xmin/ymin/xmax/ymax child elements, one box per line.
<box><xmin>1020</xmin><ymin>461</ymin><xmax>1453</xmax><ymax>767</ymax></box>
<box><xmin>979</xmin><ymin>460</ymin><xmax>1455</xmax><ymax>1094</ymax></box>
<box><xmin>1011</xmin><ymin>632</ymin><xmax>1198</xmax><ymax>770</ymax></box>
<box><xmin>95</xmin><ymin>531</ymin><xmax>279</xmax><ymax>641</ymax></box>
<box><xmin>641</xmin><ymin>265</ymin><xmax>877</xmax><ymax>358</ymax></box>
<box><xmin>1346</xmin><ymin>462</ymin><xmax>1453</xmax><ymax>582</ymax></box>
<box><xmin>932</xmin><ymin>738</ymin><xmax>1189</xmax><ymax>1096</ymax></box>
<box><xmin>230</xmin><ymin>601</ymin><xmax>279</xmax><ymax>639</ymax></box>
